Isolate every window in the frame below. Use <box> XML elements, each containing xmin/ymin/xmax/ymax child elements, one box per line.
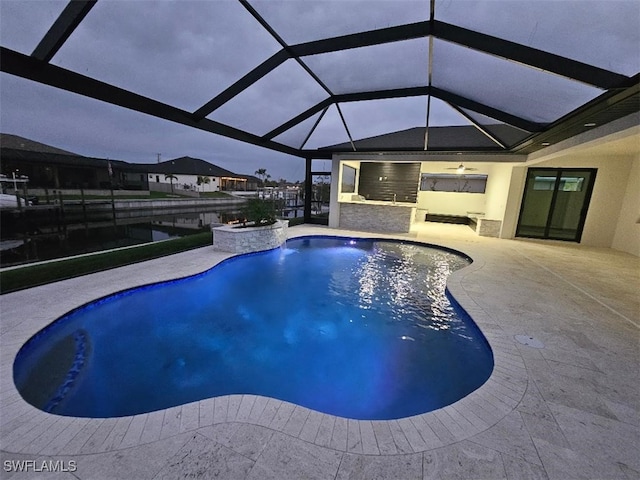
<box><xmin>341</xmin><ymin>165</ymin><xmax>356</xmax><ymax>193</ymax></box>
<box><xmin>532</xmin><ymin>176</ymin><xmax>584</xmax><ymax>191</ymax></box>
<box><xmin>420</xmin><ymin>173</ymin><xmax>488</xmax><ymax>193</ymax></box>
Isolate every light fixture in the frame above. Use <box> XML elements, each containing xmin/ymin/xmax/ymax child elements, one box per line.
<box><xmin>541</xmin><ymin>142</ymin><xmax>551</xmax><ymax>146</ymax></box>
<box><xmin>456</xmin><ymin>164</ymin><xmax>465</xmax><ymax>174</ymax></box>
<box><xmin>584</xmin><ymin>122</ymin><xmax>597</xmax><ymax>127</ymax></box>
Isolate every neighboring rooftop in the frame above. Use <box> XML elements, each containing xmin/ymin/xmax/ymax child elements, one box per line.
<box><xmin>0</xmin><ymin>134</ymin><xmax>250</xmax><ymax>178</ymax></box>
<box><xmin>322</xmin><ymin>125</ymin><xmax>533</xmax><ymax>152</ymax></box>
<box><xmin>151</xmin><ymin>157</ymin><xmax>245</xmax><ymax>178</ymax></box>
<box><xmin>0</xmin><ymin>133</ymin><xmax>80</xmax><ymax>156</ymax></box>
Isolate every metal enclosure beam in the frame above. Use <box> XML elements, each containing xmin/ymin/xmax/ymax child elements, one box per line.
<box><xmin>264</xmin><ymin>87</ymin><xmax>430</xmax><ymax>141</ymax></box>
<box><xmin>193</xmin><ymin>50</ymin><xmax>289</xmax><ymax>120</ymax></box>
<box><xmin>431</xmin><ymin>86</ymin><xmax>544</xmax><ymax>132</ymax></box>
<box><xmin>31</xmin><ymin>0</ymin><xmax>97</xmax><ymax>62</ymax></box>
<box><xmin>447</xmin><ymin>102</ymin><xmax>508</xmax><ymax>149</ymax></box>
<box><xmin>433</xmin><ymin>20</ymin><xmax>628</xmax><ymax>89</ymax></box>
<box><xmin>289</xmin><ymin>21</ymin><xmax>430</xmax><ymax>57</ymax></box>
<box><xmin>304</xmin><ymin>158</ymin><xmax>313</xmax><ymax>222</ymax></box>
<box><xmin>1</xmin><ymin>47</ymin><xmax>303</xmax><ymax>158</ymax></box>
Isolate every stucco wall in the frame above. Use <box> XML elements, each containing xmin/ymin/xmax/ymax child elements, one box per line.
<box><xmin>416</xmin><ymin>162</ymin><xmax>489</xmax><ymax>217</ymax></box>
<box><xmin>500</xmin><ymin>166</ymin><xmax>527</xmax><ymax>239</ymax></box>
<box><xmin>148</xmin><ymin>173</ymin><xmax>220</xmax><ymax>192</ymax></box>
<box><xmin>612</xmin><ymin>155</ymin><xmax>640</xmax><ymax>256</ymax></box>
<box><xmin>483</xmin><ymin>164</ymin><xmax>516</xmax><ymax>222</ymax></box>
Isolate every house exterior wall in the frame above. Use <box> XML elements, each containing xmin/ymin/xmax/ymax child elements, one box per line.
<box><xmin>483</xmin><ymin>163</ymin><xmax>516</xmax><ymax>225</ymax></box>
<box><xmin>326</xmin><ymin>121</ymin><xmax>639</xmax><ymax>256</ymax></box>
<box><xmin>527</xmin><ymin>155</ymin><xmax>634</xmax><ymax>248</ymax></box>
<box><xmin>330</xmin><ymin>157</ymin><xmax>524</xmax><ymax>232</ymax></box>
<box><xmin>147</xmin><ymin>173</ymin><xmax>220</xmax><ymax>192</ymax></box>
<box><xmin>416</xmin><ymin>162</ymin><xmax>488</xmax><ymax>218</ymax></box>
<box><xmin>500</xmin><ymin>166</ymin><xmax>527</xmax><ymax>239</ymax></box>
<box><xmin>612</xmin><ymin>154</ymin><xmax>640</xmax><ymax>256</ymax></box>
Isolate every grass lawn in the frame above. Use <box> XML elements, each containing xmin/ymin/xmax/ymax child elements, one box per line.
<box><xmin>0</xmin><ymin>231</ymin><xmax>213</xmax><ymax>294</ymax></box>
<box><xmin>50</xmin><ymin>191</ymin><xmax>195</xmax><ymax>201</ymax></box>
<box><xmin>39</xmin><ymin>191</ymin><xmax>242</xmax><ymax>201</ymax></box>
<box><xmin>199</xmin><ymin>191</ymin><xmax>236</xmax><ymax>198</ymax></box>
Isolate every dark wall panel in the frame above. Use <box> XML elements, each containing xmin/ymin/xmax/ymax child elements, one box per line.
<box><xmin>358</xmin><ymin>162</ymin><xmax>420</xmax><ymax>202</ymax></box>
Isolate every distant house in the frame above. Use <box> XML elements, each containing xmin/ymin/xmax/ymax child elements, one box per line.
<box><xmin>239</xmin><ymin>175</ymin><xmax>260</xmax><ymax>191</ymax></box>
<box><xmin>0</xmin><ymin>133</ymin><xmax>149</xmax><ymax>191</ymax></box>
<box><xmin>147</xmin><ymin>156</ymin><xmax>249</xmax><ymax>193</ymax></box>
<box><xmin>0</xmin><ymin>135</ymin><xmax>256</xmax><ymax>194</ymax></box>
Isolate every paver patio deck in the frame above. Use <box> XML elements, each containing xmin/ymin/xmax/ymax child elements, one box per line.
<box><xmin>1</xmin><ymin>223</ymin><xmax>638</xmax><ymax>479</ymax></box>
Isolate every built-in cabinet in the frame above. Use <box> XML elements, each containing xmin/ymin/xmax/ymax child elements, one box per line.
<box><xmin>357</xmin><ymin>162</ymin><xmax>421</xmax><ymax>203</ymax></box>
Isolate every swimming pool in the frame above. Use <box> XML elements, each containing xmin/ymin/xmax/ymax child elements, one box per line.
<box><xmin>14</xmin><ymin>236</ymin><xmax>493</xmax><ymax>420</ymax></box>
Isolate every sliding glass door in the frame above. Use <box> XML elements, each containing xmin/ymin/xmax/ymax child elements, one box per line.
<box><xmin>516</xmin><ymin>168</ymin><xmax>597</xmax><ymax>242</ymax></box>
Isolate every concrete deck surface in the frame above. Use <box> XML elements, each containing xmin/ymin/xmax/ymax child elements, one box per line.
<box><xmin>1</xmin><ymin>223</ymin><xmax>638</xmax><ymax>479</ymax></box>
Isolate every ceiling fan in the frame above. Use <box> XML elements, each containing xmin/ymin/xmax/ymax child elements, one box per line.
<box><xmin>446</xmin><ymin>163</ymin><xmax>478</xmax><ymax>174</ymax></box>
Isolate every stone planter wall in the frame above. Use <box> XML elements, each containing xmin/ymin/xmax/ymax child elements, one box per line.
<box><xmin>212</xmin><ymin>219</ymin><xmax>288</xmax><ymax>254</ymax></box>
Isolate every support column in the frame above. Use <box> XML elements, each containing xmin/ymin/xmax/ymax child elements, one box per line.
<box><xmin>304</xmin><ymin>157</ymin><xmax>312</xmax><ymax>223</ymax></box>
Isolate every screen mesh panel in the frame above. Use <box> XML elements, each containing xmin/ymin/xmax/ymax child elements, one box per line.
<box><xmin>432</xmin><ymin>39</ymin><xmax>605</xmax><ymax>124</ymax></box>
<box><xmin>209</xmin><ymin>60</ymin><xmax>328</xmax><ymax>136</ymax></box>
<box><xmin>436</xmin><ymin>0</ymin><xmax>640</xmax><ymax>76</ymax></box>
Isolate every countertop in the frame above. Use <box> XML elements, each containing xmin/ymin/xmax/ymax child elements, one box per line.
<box><xmin>339</xmin><ymin>200</ymin><xmax>417</xmax><ymax>208</ymax></box>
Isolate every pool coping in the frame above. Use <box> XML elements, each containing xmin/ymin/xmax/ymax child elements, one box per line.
<box><xmin>0</xmin><ymin>229</ymin><xmax>527</xmax><ymax>456</ymax></box>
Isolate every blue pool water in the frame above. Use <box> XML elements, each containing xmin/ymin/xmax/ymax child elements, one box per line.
<box><xmin>14</xmin><ymin>236</ymin><xmax>493</xmax><ymax>420</ymax></box>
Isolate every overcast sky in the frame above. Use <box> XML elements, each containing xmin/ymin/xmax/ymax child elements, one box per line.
<box><xmin>1</xmin><ymin>0</ymin><xmax>638</xmax><ymax>181</ymax></box>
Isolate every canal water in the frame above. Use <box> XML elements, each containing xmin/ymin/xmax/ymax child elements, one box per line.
<box><xmin>1</xmin><ymin>195</ymin><xmax>311</xmax><ymax>268</ymax></box>
<box><xmin>0</xmin><ymin>207</ymin><xmax>247</xmax><ymax>268</ymax></box>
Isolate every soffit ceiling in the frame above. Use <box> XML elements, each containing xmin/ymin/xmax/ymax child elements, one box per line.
<box><xmin>1</xmin><ymin>0</ymin><xmax>638</xmax><ymax>159</ymax></box>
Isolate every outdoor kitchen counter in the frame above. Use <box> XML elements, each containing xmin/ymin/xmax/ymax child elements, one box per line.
<box><xmin>337</xmin><ymin>200</ymin><xmax>416</xmax><ymax>233</ymax></box>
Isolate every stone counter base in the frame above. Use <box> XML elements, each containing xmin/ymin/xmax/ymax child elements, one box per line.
<box><xmin>338</xmin><ymin>202</ymin><xmax>414</xmax><ymax>233</ymax></box>
<box><xmin>212</xmin><ymin>220</ymin><xmax>288</xmax><ymax>254</ymax></box>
